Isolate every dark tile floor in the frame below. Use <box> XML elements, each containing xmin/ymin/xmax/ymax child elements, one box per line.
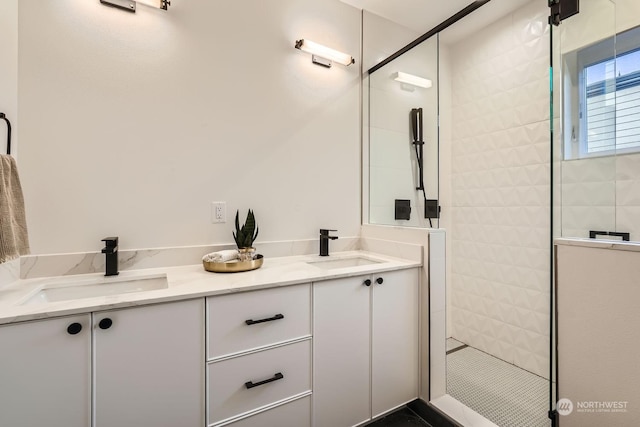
<box><xmin>365</xmin><ymin>407</ymin><xmax>433</xmax><ymax>427</ymax></box>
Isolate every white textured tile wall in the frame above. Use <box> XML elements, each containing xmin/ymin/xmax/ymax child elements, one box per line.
<box><xmin>616</xmin><ymin>154</ymin><xmax>640</xmax><ymax>240</ymax></box>
<box><xmin>560</xmin><ymin>153</ymin><xmax>640</xmax><ymax>242</ymax></box>
<box><xmin>443</xmin><ymin>0</ymin><xmax>550</xmax><ymax>379</ymax></box>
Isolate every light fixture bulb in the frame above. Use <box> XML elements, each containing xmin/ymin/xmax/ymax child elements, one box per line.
<box><xmin>295</xmin><ymin>39</ymin><xmax>355</xmax><ymax>66</ymax></box>
<box><xmin>136</xmin><ymin>0</ymin><xmax>170</xmax><ymax>9</ymax></box>
<box><xmin>392</xmin><ymin>72</ymin><xmax>432</xmax><ymax>89</ymax></box>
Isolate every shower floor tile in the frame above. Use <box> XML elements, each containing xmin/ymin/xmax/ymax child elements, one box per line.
<box><xmin>447</xmin><ymin>345</ymin><xmax>550</xmax><ymax>427</ymax></box>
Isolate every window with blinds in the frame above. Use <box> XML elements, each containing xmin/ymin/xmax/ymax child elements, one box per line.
<box><xmin>583</xmin><ymin>48</ymin><xmax>640</xmax><ymax>156</ymax></box>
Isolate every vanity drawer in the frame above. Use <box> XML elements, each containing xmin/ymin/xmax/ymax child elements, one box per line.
<box><xmin>223</xmin><ymin>396</ymin><xmax>311</xmax><ymax>427</ymax></box>
<box><xmin>207</xmin><ymin>339</ymin><xmax>311</xmax><ymax>425</ymax></box>
<box><xmin>207</xmin><ymin>284</ymin><xmax>311</xmax><ymax>359</ymax></box>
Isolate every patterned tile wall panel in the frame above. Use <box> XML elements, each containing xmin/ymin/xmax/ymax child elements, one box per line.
<box><xmin>560</xmin><ymin>153</ymin><xmax>640</xmax><ymax>242</ymax></box>
<box><xmin>447</xmin><ymin>0</ymin><xmax>551</xmax><ymax>379</ymax></box>
<box><xmin>615</xmin><ymin>154</ymin><xmax>640</xmax><ymax>241</ymax></box>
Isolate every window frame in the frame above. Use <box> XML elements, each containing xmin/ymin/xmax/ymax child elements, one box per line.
<box><xmin>564</xmin><ymin>26</ymin><xmax>640</xmax><ymax>160</ymax></box>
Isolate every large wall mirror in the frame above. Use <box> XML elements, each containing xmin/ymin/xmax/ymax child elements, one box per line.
<box><xmin>367</xmin><ymin>36</ymin><xmax>439</xmax><ymax>228</ymax></box>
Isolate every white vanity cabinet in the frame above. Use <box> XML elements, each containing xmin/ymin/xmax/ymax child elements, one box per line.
<box><xmin>0</xmin><ymin>314</ymin><xmax>91</xmax><ymax>427</ymax></box>
<box><xmin>93</xmin><ymin>299</ymin><xmax>205</xmax><ymax>427</ymax></box>
<box><xmin>0</xmin><ymin>299</ymin><xmax>204</xmax><ymax>427</ymax></box>
<box><xmin>313</xmin><ymin>268</ymin><xmax>419</xmax><ymax>427</ymax></box>
<box><xmin>206</xmin><ymin>284</ymin><xmax>312</xmax><ymax>427</ymax></box>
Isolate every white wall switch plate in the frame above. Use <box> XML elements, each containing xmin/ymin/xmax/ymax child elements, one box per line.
<box><xmin>211</xmin><ymin>202</ymin><xmax>226</xmax><ymax>223</ymax></box>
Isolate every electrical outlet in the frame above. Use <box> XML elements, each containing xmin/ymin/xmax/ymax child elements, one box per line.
<box><xmin>211</xmin><ymin>202</ymin><xmax>226</xmax><ymax>223</ymax></box>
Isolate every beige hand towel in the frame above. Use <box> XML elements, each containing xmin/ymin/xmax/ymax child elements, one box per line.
<box><xmin>0</xmin><ymin>155</ymin><xmax>30</xmax><ymax>263</ymax></box>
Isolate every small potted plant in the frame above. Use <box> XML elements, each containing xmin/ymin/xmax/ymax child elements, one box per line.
<box><xmin>233</xmin><ymin>209</ymin><xmax>259</xmax><ymax>261</ymax></box>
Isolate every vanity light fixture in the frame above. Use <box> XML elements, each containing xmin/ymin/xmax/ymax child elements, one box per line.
<box><xmin>392</xmin><ymin>72</ymin><xmax>432</xmax><ymax>89</ymax></box>
<box><xmin>100</xmin><ymin>0</ymin><xmax>169</xmax><ymax>13</ymax></box>
<box><xmin>295</xmin><ymin>39</ymin><xmax>355</xmax><ymax>68</ymax></box>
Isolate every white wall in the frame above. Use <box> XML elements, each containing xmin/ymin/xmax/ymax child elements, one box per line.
<box><xmin>441</xmin><ymin>0</ymin><xmax>551</xmax><ymax>379</ymax></box>
<box><xmin>17</xmin><ymin>0</ymin><xmax>362</xmax><ymax>254</ymax></box>
<box><xmin>361</xmin><ymin>11</ymin><xmax>419</xmax><ymax>72</ymax></box>
<box><xmin>0</xmin><ymin>0</ymin><xmax>18</xmax><ymax>157</ymax></box>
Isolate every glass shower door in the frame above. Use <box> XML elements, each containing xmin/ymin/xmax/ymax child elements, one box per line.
<box><xmin>553</xmin><ymin>0</ymin><xmax>618</xmax><ymax>244</ymax></box>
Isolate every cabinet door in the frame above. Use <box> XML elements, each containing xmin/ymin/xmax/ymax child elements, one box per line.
<box><xmin>313</xmin><ymin>276</ymin><xmax>371</xmax><ymax>427</ymax></box>
<box><xmin>93</xmin><ymin>299</ymin><xmax>204</xmax><ymax>427</ymax></box>
<box><xmin>371</xmin><ymin>268</ymin><xmax>419</xmax><ymax>417</ymax></box>
<box><xmin>0</xmin><ymin>315</ymin><xmax>91</xmax><ymax>427</ymax></box>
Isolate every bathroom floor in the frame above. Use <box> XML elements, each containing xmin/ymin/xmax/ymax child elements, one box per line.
<box><xmin>365</xmin><ymin>407</ymin><xmax>433</xmax><ymax>427</ymax></box>
<box><xmin>447</xmin><ymin>339</ymin><xmax>550</xmax><ymax>427</ymax></box>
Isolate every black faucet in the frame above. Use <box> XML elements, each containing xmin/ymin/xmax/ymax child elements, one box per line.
<box><xmin>319</xmin><ymin>229</ymin><xmax>338</xmax><ymax>256</ymax></box>
<box><xmin>101</xmin><ymin>237</ymin><xmax>119</xmax><ymax>276</ymax></box>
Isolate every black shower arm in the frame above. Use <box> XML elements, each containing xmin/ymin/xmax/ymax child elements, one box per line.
<box><xmin>0</xmin><ymin>113</ymin><xmax>11</xmax><ymax>155</ymax></box>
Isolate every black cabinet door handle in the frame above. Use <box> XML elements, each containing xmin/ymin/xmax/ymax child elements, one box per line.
<box><xmin>67</xmin><ymin>323</ymin><xmax>83</xmax><ymax>335</ymax></box>
<box><xmin>245</xmin><ymin>314</ymin><xmax>284</xmax><ymax>326</ymax></box>
<box><xmin>98</xmin><ymin>318</ymin><xmax>113</xmax><ymax>330</ymax></box>
<box><xmin>376</xmin><ymin>277</ymin><xmax>384</xmax><ymax>284</ymax></box>
<box><xmin>245</xmin><ymin>372</ymin><xmax>284</xmax><ymax>389</ymax></box>
<box><xmin>364</xmin><ymin>279</ymin><xmax>372</xmax><ymax>287</ymax></box>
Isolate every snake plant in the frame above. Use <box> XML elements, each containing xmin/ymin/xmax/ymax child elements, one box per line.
<box><xmin>233</xmin><ymin>209</ymin><xmax>259</xmax><ymax>249</ymax></box>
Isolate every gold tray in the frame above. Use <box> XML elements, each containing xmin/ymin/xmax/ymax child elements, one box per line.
<box><xmin>203</xmin><ymin>254</ymin><xmax>264</xmax><ymax>273</ymax></box>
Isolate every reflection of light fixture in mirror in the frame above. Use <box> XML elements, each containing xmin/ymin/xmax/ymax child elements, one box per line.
<box><xmin>100</xmin><ymin>0</ymin><xmax>169</xmax><ymax>13</ymax></box>
<box><xmin>138</xmin><ymin>0</ymin><xmax>170</xmax><ymax>9</ymax></box>
<box><xmin>392</xmin><ymin>72</ymin><xmax>432</xmax><ymax>91</ymax></box>
<box><xmin>295</xmin><ymin>39</ymin><xmax>355</xmax><ymax>68</ymax></box>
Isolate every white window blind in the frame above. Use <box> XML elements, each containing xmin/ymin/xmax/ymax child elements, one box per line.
<box><xmin>584</xmin><ymin>49</ymin><xmax>640</xmax><ymax>155</ymax></box>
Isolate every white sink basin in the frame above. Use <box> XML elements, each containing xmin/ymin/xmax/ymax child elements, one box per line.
<box><xmin>307</xmin><ymin>257</ymin><xmax>382</xmax><ymax>269</ymax></box>
<box><xmin>22</xmin><ymin>274</ymin><xmax>169</xmax><ymax>305</ymax></box>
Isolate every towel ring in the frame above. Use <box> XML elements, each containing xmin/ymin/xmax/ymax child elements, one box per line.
<box><xmin>0</xmin><ymin>112</ymin><xmax>11</xmax><ymax>155</ymax></box>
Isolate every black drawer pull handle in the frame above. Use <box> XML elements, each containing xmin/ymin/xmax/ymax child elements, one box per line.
<box><xmin>245</xmin><ymin>314</ymin><xmax>284</xmax><ymax>325</ymax></box>
<box><xmin>376</xmin><ymin>277</ymin><xmax>384</xmax><ymax>284</ymax></box>
<box><xmin>364</xmin><ymin>279</ymin><xmax>372</xmax><ymax>287</ymax></box>
<box><xmin>245</xmin><ymin>372</ymin><xmax>284</xmax><ymax>389</ymax></box>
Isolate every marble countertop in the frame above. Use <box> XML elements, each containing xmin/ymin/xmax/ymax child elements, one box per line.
<box><xmin>0</xmin><ymin>251</ymin><xmax>421</xmax><ymax>325</ymax></box>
